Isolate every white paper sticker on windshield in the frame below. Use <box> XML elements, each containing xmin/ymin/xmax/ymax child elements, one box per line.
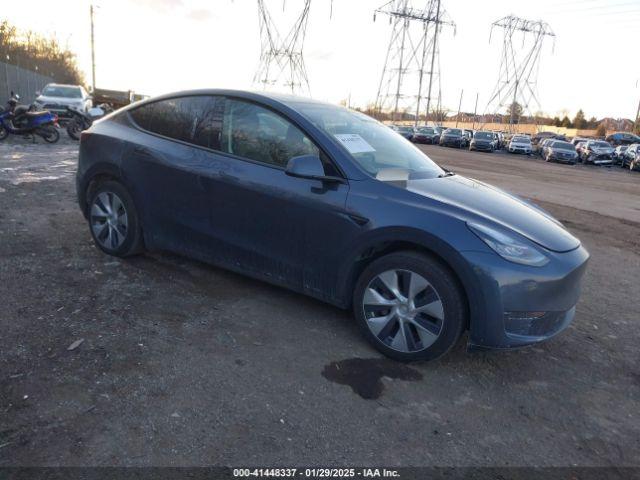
<box><xmin>334</xmin><ymin>134</ymin><xmax>376</xmax><ymax>154</ymax></box>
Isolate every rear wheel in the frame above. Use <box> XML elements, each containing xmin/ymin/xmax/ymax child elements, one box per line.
<box><xmin>38</xmin><ymin>125</ymin><xmax>59</xmax><ymax>143</ymax></box>
<box><xmin>0</xmin><ymin>125</ymin><xmax>8</xmax><ymax>141</ymax></box>
<box><xmin>87</xmin><ymin>180</ymin><xmax>144</xmax><ymax>257</ymax></box>
<box><xmin>66</xmin><ymin>118</ymin><xmax>84</xmax><ymax>141</ymax></box>
<box><xmin>353</xmin><ymin>251</ymin><xmax>466</xmax><ymax>362</ymax></box>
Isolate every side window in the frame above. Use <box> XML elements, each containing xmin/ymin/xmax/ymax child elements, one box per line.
<box><xmin>220</xmin><ymin>98</ymin><xmax>319</xmax><ymax>168</ymax></box>
<box><xmin>129</xmin><ymin>96</ymin><xmax>223</xmax><ymax>150</ymax></box>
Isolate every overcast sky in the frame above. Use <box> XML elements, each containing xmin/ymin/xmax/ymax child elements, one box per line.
<box><xmin>4</xmin><ymin>0</ymin><xmax>640</xmax><ymax>119</ymax></box>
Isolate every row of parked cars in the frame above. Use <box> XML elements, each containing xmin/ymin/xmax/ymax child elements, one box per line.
<box><xmin>535</xmin><ymin>133</ymin><xmax>640</xmax><ymax>170</ymax></box>
<box><xmin>388</xmin><ymin>124</ymin><xmax>640</xmax><ymax>171</ymax></box>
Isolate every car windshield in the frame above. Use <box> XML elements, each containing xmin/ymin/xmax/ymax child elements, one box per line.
<box><xmin>593</xmin><ymin>141</ymin><xmax>611</xmax><ymax>148</ymax></box>
<box><xmin>512</xmin><ymin>136</ymin><xmax>531</xmax><ymax>143</ymax></box>
<box><xmin>42</xmin><ymin>86</ymin><xmax>82</xmax><ymax>98</ymax></box>
<box><xmin>552</xmin><ymin>141</ymin><xmax>575</xmax><ymax>150</ymax></box>
<box><xmin>297</xmin><ymin>104</ymin><xmax>444</xmax><ymax>179</ymax></box>
<box><xmin>418</xmin><ymin>127</ymin><xmax>434</xmax><ymax>134</ymax></box>
<box><xmin>474</xmin><ymin>132</ymin><xmax>492</xmax><ymax>140</ymax></box>
<box><xmin>445</xmin><ymin>129</ymin><xmax>461</xmax><ymax>136</ymax></box>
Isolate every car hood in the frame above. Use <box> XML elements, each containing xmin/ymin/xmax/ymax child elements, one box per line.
<box><xmin>404</xmin><ymin>175</ymin><xmax>580</xmax><ymax>252</ymax></box>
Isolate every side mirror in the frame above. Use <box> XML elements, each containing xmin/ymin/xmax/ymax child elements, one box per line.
<box><xmin>285</xmin><ymin>155</ymin><xmax>345</xmax><ymax>183</ymax></box>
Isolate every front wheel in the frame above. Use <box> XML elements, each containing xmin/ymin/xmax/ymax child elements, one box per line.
<box><xmin>0</xmin><ymin>125</ymin><xmax>8</xmax><ymax>141</ymax></box>
<box><xmin>353</xmin><ymin>251</ymin><xmax>466</xmax><ymax>362</ymax></box>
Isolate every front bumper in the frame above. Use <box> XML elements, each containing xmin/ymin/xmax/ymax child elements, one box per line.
<box><xmin>441</xmin><ymin>138</ymin><xmax>462</xmax><ymax>146</ymax></box>
<box><xmin>549</xmin><ymin>153</ymin><xmax>577</xmax><ymax>163</ymax></box>
<box><xmin>471</xmin><ymin>143</ymin><xmax>493</xmax><ymax>151</ymax></box>
<box><xmin>461</xmin><ymin>245</ymin><xmax>589</xmax><ymax>350</ymax></box>
<box><xmin>509</xmin><ymin>146</ymin><xmax>531</xmax><ymax>154</ymax></box>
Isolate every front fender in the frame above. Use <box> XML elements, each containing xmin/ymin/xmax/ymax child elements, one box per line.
<box><xmin>335</xmin><ymin>226</ymin><xmax>485</xmax><ymax>331</ymax></box>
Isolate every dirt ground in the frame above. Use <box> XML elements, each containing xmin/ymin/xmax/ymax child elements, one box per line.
<box><xmin>0</xmin><ymin>135</ymin><xmax>639</xmax><ymax>467</ymax></box>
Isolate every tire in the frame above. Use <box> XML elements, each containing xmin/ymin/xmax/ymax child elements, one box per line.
<box><xmin>66</xmin><ymin>118</ymin><xmax>83</xmax><ymax>141</ymax></box>
<box><xmin>353</xmin><ymin>251</ymin><xmax>467</xmax><ymax>362</ymax></box>
<box><xmin>38</xmin><ymin>126</ymin><xmax>59</xmax><ymax>143</ymax></box>
<box><xmin>87</xmin><ymin>180</ymin><xmax>144</xmax><ymax>257</ymax></box>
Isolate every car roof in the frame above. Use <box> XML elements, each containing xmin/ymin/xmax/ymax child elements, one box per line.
<box><xmin>122</xmin><ymin>88</ymin><xmax>332</xmax><ymax>114</ymax></box>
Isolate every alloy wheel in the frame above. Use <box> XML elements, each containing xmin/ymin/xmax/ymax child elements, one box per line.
<box><xmin>362</xmin><ymin>269</ymin><xmax>444</xmax><ymax>353</ymax></box>
<box><xmin>90</xmin><ymin>191</ymin><xmax>128</xmax><ymax>250</ymax></box>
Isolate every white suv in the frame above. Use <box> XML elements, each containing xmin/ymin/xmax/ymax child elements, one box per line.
<box><xmin>508</xmin><ymin>135</ymin><xmax>532</xmax><ymax>154</ymax></box>
<box><xmin>34</xmin><ymin>83</ymin><xmax>92</xmax><ymax>118</ymax></box>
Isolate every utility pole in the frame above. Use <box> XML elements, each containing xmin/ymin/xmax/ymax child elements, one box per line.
<box><xmin>424</xmin><ymin>0</ymin><xmax>440</xmax><ymax>126</ymax></box>
<box><xmin>634</xmin><ymin>97</ymin><xmax>640</xmax><ymax>134</ymax></box>
<box><xmin>472</xmin><ymin>91</ymin><xmax>478</xmax><ymax>130</ymax></box>
<box><xmin>414</xmin><ymin>20</ymin><xmax>430</xmax><ymax>127</ymax></box>
<box><xmin>455</xmin><ymin>88</ymin><xmax>463</xmax><ymax>127</ymax></box>
<box><xmin>90</xmin><ymin>5</ymin><xmax>96</xmax><ymax>92</ymax></box>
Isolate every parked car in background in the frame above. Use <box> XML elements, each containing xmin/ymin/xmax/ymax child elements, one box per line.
<box><xmin>439</xmin><ymin>128</ymin><xmax>465</xmax><ymax>148</ymax></box>
<box><xmin>605</xmin><ymin>132</ymin><xmax>640</xmax><ymax>147</ymax></box>
<box><xmin>533</xmin><ymin>132</ymin><xmax>566</xmax><ymax>156</ymax></box>
<box><xmin>432</xmin><ymin>126</ymin><xmax>444</xmax><ymax>143</ymax></box>
<box><xmin>571</xmin><ymin>137</ymin><xmax>589</xmax><ymax>148</ymax></box>
<box><xmin>575</xmin><ymin>141</ymin><xmax>589</xmax><ymax>159</ymax></box>
<box><xmin>491</xmin><ymin>132</ymin><xmax>501</xmax><ymax>150</ymax></box>
<box><xmin>469</xmin><ymin>131</ymin><xmax>495</xmax><ymax>152</ymax></box>
<box><xmin>412</xmin><ymin>126</ymin><xmax>440</xmax><ymax>144</ymax></box>
<box><xmin>580</xmin><ymin>140</ymin><xmax>614</xmax><ymax>165</ymax></box>
<box><xmin>629</xmin><ymin>151</ymin><xmax>640</xmax><ymax>172</ymax></box>
<box><xmin>508</xmin><ymin>135</ymin><xmax>532</xmax><ymax>154</ymax></box>
<box><xmin>621</xmin><ymin>144</ymin><xmax>639</xmax><ymax>169</ymax></box>
<box><xmin>463</xmin><ymin>129</ymin><xmax>474</xmax><ymax>147</ymax></box>
<box><xmin>613</xmin><ymin>145</ymin><xmax>628</xmax><ymax>165</ymax></box>
<box><xmin>34</xmin><ymin>83</ymin><xmax>92</xmax><ymax>119</ymax></box>
<box><xmin>76</xmin><ymin>89</ymin><xmax>589</xmax><ymax>361</ymax></box>
<box><xmin>391</xmin><ymin>125</ymin><xmax>415</xmax><ymax>141</ymax></box>
<box><xmin>538</xmin><ymin>138</ymin><xmax>553</xmax><ymax>157</ymax></box>
<box><xmin>544</xmin><ymin>140</ymin><xmax>578</xmax><ymax>164</ymax></box>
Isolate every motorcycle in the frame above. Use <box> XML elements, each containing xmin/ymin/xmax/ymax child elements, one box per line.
<box><xmin>0</xmin><ymin>92</ymin><xmax>60</xmax><ymax>143</ymax></box>
<box><xmin>66</xmin><ymin>103</ymin><xmax>112</xmax><ymax>140</ymax></box>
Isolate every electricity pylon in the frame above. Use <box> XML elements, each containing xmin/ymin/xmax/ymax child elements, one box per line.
<box><xmin>374</xmin><ymin>0</ymin><xmax>455</xmax><ymax>125</ymax></box>
<box><xmin>483</xmin><ymin>15</ymin><xmax>555</xmax><ymax>131</ymax></box>
<box><xmin>253</xmin><ymin>0</ymin><xmax>312</xmax><ymax>96</ymax></box>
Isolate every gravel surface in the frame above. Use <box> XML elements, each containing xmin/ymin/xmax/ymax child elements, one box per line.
<box><xmin>1</xmin><ymin>136</ymin><xmax>639</xmax><ymax>467</ymax></box>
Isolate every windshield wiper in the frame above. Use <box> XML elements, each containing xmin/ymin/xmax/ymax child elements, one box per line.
<box><xmin>438</xmin><ymin>171</ymin><xmax>456</xmax><ymax>178</ymax></box>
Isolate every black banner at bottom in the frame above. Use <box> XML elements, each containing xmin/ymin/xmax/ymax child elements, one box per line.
<box><xmin>0</xmin><ymin>467</ymin><xmax>639</xmax><ymax>480</ymax></box>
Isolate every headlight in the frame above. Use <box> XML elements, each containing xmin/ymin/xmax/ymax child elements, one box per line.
<box><xmin>467</xmin><ymin>222</ymin><xmax>549</xmax><ymax>267</ymax></box>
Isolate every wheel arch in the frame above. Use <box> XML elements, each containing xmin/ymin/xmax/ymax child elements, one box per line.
<box><xmin>337</xmin><ymin>227</ymin><xmax>484</xmax><ymax>331</ymax></box>
<box><xmin>77</xmin><ymin>162</ymin><xmax>127</xmax><ymax>218</ymax></box>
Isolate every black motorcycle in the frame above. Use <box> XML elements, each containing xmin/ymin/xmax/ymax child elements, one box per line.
<box><xmin>66</xmin><ymin>103</ymin><xmax>112</xmax><ymax>140</ymax></box>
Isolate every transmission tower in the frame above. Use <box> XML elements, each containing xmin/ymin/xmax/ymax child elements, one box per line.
<box><xmin>483</xmin><ymin>15</ymin><xmax>555</xmax><ymax>131</ymax></box>
<box><xmin>374</xmin><ymin>0</ymin><xmax>455</xmax><ymax>125</ymax></box>
<box><xmin>253</xmin><ymin>0</ymin><xmax>312</xmax><ymax>96</ymax></box>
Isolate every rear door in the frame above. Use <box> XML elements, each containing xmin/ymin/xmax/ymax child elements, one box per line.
<box><xmin>124</xmin><ymin>95</ymin><xmax>223</xmax><ymax>254</ymax></box>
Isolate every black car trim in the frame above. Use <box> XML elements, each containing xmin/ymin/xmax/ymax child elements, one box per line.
<box><xmin>126</xmin><ymin>93</ymin><xmax>348</xmax><ymax>181</ymax></box>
